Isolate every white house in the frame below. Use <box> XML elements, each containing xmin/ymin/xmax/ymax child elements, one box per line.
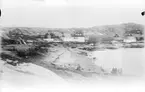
<box><xmin>43</xmin><ymin>38</ymin><xmax>54</xmax><ymax>42</ymax></box>
<box><xmin>71</xmin><ymin>31</ymin><xmax>85</xmax><ymax>42</ymax></box>
<box><xmin>63</xmin><ymin>37</ymin><xmax>85</xmax><ymax>42</ymax></box>
<box><xmin>73</xmin><ymin>37</ymin><xmax>85</xmax><ymax>42</ymax></box>
<box><xmin>63</xmin><ymin>37</ymin><xmax>74</xmax><ymax>42</ymax></box>
<box><xmin>62</xmin><ymin>32</ymin><xmax>85</xmax><ymax>42</ymax></box>
<box><xmin>111</xmin><ymin>40</ymin><xmax>123</xmax><ymax>48</ymax></box>
<box><xmin>43</xmin><ymin>32</ymin><xmax>55</xmax><ymax>42</ymax></box>
<box><xmin>62</xmin><ymin>33</ymin><xmax>74</xmax><ymax>42</ymax></box>
<box><xmin>123</xmin><ymin>37</ymin><xmax>136</xmax><ymax>43</ymax></box>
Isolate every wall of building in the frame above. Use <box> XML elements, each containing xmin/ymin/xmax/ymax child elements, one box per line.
<box><xmin>123</xmin><ymin>37</ymin><xmax>136</xmax><ymax>43</ymax></box>
<box><xmin>63</xmin><ymin>37</ymin><xmax>85</xmax><ymax>42</ymax></box>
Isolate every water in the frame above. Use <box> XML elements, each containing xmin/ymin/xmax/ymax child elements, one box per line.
<box><xmin>92</xmin><ymin>48</ymin><xmax>145</xmax><ymax>76</ymax></box>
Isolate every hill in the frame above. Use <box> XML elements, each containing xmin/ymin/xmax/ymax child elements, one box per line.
<box><xmin>1</xmin><ymin>23</ymin><xmax>144</xmax><ymax>40</ymax></box>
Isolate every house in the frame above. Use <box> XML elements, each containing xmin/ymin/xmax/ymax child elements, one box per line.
<box><xmin>43</xmin><ymin>32</ymin><xmax>54</xmax><ymax>42</ymax></box>
<box><xmin>63</xmin><ymin>37</ymin><xmax>75</xmax><ymax>42</ymax></box>
<box><xmin>62</xmin><ymin>33</ymin><xmax>74</xmax><ymax>42</ymax></box>
<box><xmin>62</xmin><ymin>31</ymin><xmax>85</xmax><ymax>42</ymax></box>
<box><xmin>113</xmin><ymin>34</ymin><xmax>123</xmax><ymax>42</ymax></box>
<box><xmin>26</xmin><ymin>40</ymin><xmax>34</xmax><ymax>45</ymax></box>
<box><xmin>123</xmin><ymin>36</ymin><xmax>136</xmax><ymax>43</ymax></box>
<box><xmin>114</xmin><ymin>34</ymin><xmax>119</xmax><ymax>38</ymax></box>
<box><xmin>71</xmin><ymin>31</ymin><xmax>85</xmax><ymax>42</ymax></box>
<box><xmin>43</xmin><ymin>38</ymin><xmax>54</xmax><ymax>42</ymax></box>
<box><xmin>136</xmin><ymin>36</ymin><xmax>144</xmax><ymax>42</ymax></box>
<box><xmin>133</xmin><ymin>34</ymin><xmax>144</xmax><ymax>42</ymax></box>
<box><xmin>111</xmin><ymin>40</ymin><xmax>123</xmax><ymax>47</ymax></box>
<box><xmin>73</xmin><ymin>36</ymin><xmax>85</xmax><ymax>42</ymax></box>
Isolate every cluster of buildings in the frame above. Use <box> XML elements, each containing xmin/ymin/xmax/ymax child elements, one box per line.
<box><xmin>62</xmin><ymin>32</ymin><xmax>85</xmax><ymax>42</ymax></box>
<box><xmin>43</xmin><ymin>30</ymin><xmax>143</xmax><ymax>43</ymax></box>
<box><xmin>43</xmin><ymin>31</ymin><xmax>86</xmax><ymax>43</ymax></box>
<box><xmin>12</xmin><ymin>29</ymin><xmax>143</xmax><ymax>47</ymax></box>
<box><xmin>113</xmin><ymin>33</ymin><xmax>144</xmax><ymax>43</ymax></box>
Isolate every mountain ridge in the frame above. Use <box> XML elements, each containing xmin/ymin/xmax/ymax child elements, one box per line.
<box><xmin>1</xmin><ymin>22</ymin><xmax>144</xmax><ymax>39</ymax></box>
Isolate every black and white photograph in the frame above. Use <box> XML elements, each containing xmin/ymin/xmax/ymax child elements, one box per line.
<box><xmin>0</xmin><ymin>0</ymin><xmax>145</xmax><ymax>92</ymax></box>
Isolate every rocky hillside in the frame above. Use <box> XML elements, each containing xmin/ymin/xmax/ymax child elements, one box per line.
<box><xmin>1</xmin><ymin>23</ymin><xmax>144</xmax><ymax>39</ymax></box>
<box><xmin>86</xmin><ymin>23</ymin><xmax>144</xmax><ymax>37</ymax></box>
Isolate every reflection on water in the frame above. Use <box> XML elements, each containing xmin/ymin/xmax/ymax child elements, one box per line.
<box><xmin>92</xmin><ymin>48</ymin><xmax>145</xmax><ymax>76</ymax></box>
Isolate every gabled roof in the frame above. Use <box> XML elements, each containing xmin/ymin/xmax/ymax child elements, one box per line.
<box><xmin>71</xmin><ymin>32</ymin><xmax>84</xmax><ymax>37</ymax></box>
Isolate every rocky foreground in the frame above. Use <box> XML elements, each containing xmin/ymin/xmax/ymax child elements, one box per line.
<box><xmin>0</xmin><ymin>43</ymin><xmax>103</xmax><ymax>82</ymax></box>
<box><xmin>1</xmin><ymin>47</ymin><xmax>145</xmax><ymax>92</ymax></box>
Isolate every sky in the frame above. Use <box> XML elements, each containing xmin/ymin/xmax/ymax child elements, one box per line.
<box><xmin>0</xmin><ymin>0</ymin><xmax>145</xmax><ymax>28</ymax></box>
